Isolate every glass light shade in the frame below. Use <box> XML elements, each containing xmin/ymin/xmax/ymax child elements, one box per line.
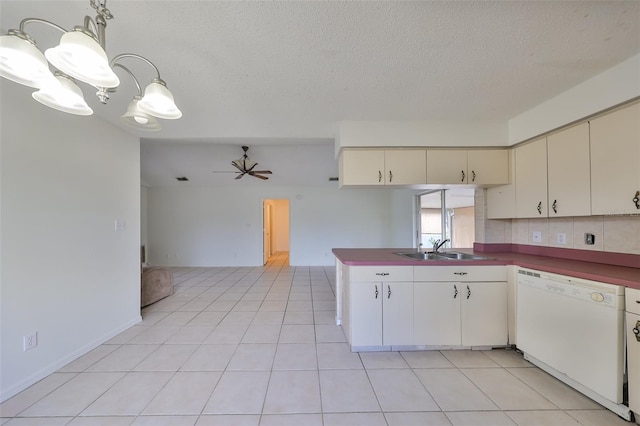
<box><xmin>121</xmin><ymin>98</ymin><xmax>161</xmax><ymax>131</ymax></box>
<box><xmin>0</xmin><ymin>31</ymin><xmax>58</xmax><ymax>89</ymax></box>
<box><xmin>32</xmin><ymin>73</ymin><xmax>93</xmax><ymax>115</ymax></box>
<box><xmin>45</xmin><ymin>29</ymin><xmax>120</xmax><ymax>88</ymax></box>
<box><xmin>138</xmin><ymin>80</ymin><xmax>182</xmax><ymax>119</ymax></box>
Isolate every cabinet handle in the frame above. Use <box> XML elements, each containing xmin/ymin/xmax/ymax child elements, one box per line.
<box><xmin>552</xmin><ymin>199</ymin><xmax>557</xmax><ymax>214</ymax></box>
<box><xmin>387</xmin><ymin>285</ymin><xmax>392</xmax><ymax>299</ymax></box>
<box><xmin>537</xmin><ymin>201</ymin><xmax>542</xmax><ymax>215</ymax></box>
<box><xmin>471</xmin><ymin>170</ymin><xmax>476</xmax><ymax>182</ymax></box>
<box><xmin>453</xmin><ymin>272</ymin><xmax>467</xmax><ymax>276</ymax></box>
<box><xmin>453</xmin><ymin>284</ymin><xmax>458</xmax><ymax>299</ymax></box>
<box><xmin>389</xmin><ymin>170</ymin><xmax>393</xmax><ymax>182</ymax></box>
<box><xmin>375</xmin><ymin>272</ymin><xmax>389</xmax><ymax>276</ymax></box>
<box><xmin>467</xmin><ymin>285</ymin><xmax>471</xmax><ymax>300</ymax></box>
<box><xmin>633</xmin><ymin>321</ymin><xmax>640</xmax><ymax>342</ymax></box>
<box><xmin>378</xmin><ymin>171</ymin><xmax>382</xmax><ymax>183</ymax></box>
<box><xmin>633</xmin><ymin>191</ymin><xmax>640</xmax><ymax>209</ymax></box>
<box><xmin>374</xmin><ymin>285</ymin><xmax>379</xmax><ymax>299</ymax></box>
<box><xmin>461</xmin><ymin>170</ymin><xmax>465</xmax><ymax>182</ymax></box>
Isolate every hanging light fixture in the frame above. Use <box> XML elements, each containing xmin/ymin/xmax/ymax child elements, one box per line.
<box><xmin>0</xmin><ymin>0</ymin><xmax>182</xmax><ymax>130</ymax></box>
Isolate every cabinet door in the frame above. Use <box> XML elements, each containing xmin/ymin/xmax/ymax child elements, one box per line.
<box><xmin>461</xmin><ymin>282</ymin><xmax>507</xmax><ymax>346</ymax></box>
<box><xmin>487</xmin><ymin>150</ymin><xmax>516</xmax><ymax>219</ymax></box>
<box><xmin>515</xmin><ymin>138</ymin><xmax>548</xmax><ymax>218</ymax></box>
<box><xmin>339</xmin><ymin>149</ymin><xmax>385</xmax><ymax>186</ymax></box>
<box><xmin>414</xmin><ymin>283</ymin><xmax>461</xmax><ymax>346</ymax></box>
<box><xmin>547</xmin><ymin>123</ymin><xmax>591</xmax><ymax>217</ymax></box>
<box><xmin>350</xmin><ymin>282</ymin><xmax>383</xmax><ymax>346</ymax></box>
<box><xmin>382</xmin><ymin>282</ymin><xmax>414</xmax><ymax>345</ymax></box>
<box><xmin>384</xmin><ymin>150</ymin><xmax>427</xmax><ymax>185</ymax></box>
<box><xmin>627</xmin><ymin>311</ymin><xmax>640</xmax><ymax>413</ymax></box>
<box><xmin>426</xmin><ymin>150</ymin><xmax>468</xmax><ymax>184</ymax></box>
<box><xmin>468</xmin><ymin>150</ymin><xmax>509</xmax><ymax>185</ymax></box>
<box><xmin>590</xmin><ymin>102</ymin><xmax>640</xmax><ymax>215</ymax></box>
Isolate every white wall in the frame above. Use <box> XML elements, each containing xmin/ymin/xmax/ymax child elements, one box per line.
<box><xmin>147</xmin><ymin>185</ymin><xmax>417</xmax><ymax>267</ymax></box>
<box><xmin>0</xmin><ymin>82</ymin><xmax>142</xmax><ymax>401</ymax></box>
<box><xmin>141</xmin><ymin>185</ymin><xmax>149</xmax><ymax>262</ymax></box>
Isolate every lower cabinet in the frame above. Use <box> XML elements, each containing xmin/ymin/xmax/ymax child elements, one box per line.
<box><xmin>627</xmin><ymin>288</ymin><xmax>640</xmax><ymax>416</ymax></box>
<box><xmin>344</xmin><ymin>265</ymin><xmax>508</xmax><ymax>349</ymax></box>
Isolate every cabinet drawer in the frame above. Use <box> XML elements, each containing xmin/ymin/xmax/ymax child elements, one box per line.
<box><xmin>414</xmin><ymin>265</ymin><xmax>506</xmax><ymax>282</ymax></box>
<box><xmin>349</xmin><ymin>266</ymin><xmax>413</xmax><ymax>282</ymax></box>
<box><xmin>627</xmin><ymin>288</ymin><xmax>640</xmax><ymax>315</ymax></box>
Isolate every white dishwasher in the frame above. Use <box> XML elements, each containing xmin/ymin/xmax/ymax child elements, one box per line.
<box><xmin>516</xmin><ymin>268</ymin><xmax>629</xmax><ymax>420</ymax></box>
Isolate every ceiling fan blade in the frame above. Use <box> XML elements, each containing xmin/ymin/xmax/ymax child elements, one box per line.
<box><xmin>249</xmin><ymin>173</ymin><xmax>269</xmax><ymax>180</ymax></box>
<box><xmin>212</xmin><ymin>171</ymin><xmax>241</xmax><ymax>174</ymax></box>
<box><xmin>231</xmin><ymin>160</ymin><xmax>245</xmax><ymax>172</ymax></box>
<box><xmin>250</xmin><ymin>170</ymin><xmax>272</xmax><ymax>174</ymax></box>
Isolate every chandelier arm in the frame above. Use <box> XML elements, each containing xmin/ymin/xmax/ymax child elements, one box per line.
<box><xmin>111</xmin><ymin>63</ymin><xmax>143</xmax><ymax>96</ymax></box>
<box><xmin>110</xmin><ymin>53</ymin><xmax>162</xmax><ymax>81</ymax></box>
<box><xmin>19</xmin><ymin>17</ymin><xmax>67</xmax><ymax>35</ymax></box>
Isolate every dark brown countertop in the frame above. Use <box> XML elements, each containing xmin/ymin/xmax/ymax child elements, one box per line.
<box><xmin>332</xmin><ymin>248</ymin><xmax>640</xmax><ymax>289</ymax></box>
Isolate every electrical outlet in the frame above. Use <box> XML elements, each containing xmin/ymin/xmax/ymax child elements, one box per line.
<box><xmin>557</xmin><ymin>233</ymin><xmax>567</xmax><ymax>245</ymax></box>
<box><xmin>584</xmin><ymin>233</ymin><xmax>595</xmax><ymax>245</ymax></box>
<box><xmin>532</xmin><ymin>231</ymin><xmax>542</xmax><ymax>243</ymax></box>
<box><xmin>23</xmin><ymin>332</ymin><xmax>37</xmax><ymax>351</ymax></box>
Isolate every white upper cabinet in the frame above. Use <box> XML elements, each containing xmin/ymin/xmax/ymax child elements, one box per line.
<box><xmin>427</xmin><ymin>149</ymin><xmax>509</xmax><ymax>185</ymax></box>
<box><xmin>339</xmin><ymin>149</ymin><xmax>426</xmax><ymax>186</ymax></box>
<box><xmin>547</xmin><ymin>122</ymin><xmax>591</xmax><ymax>217</ymax></box>
<box><xmin>515</xmin><ymin>138</ymin><xmax>548</xmax><ymax>218</ymax></box>
<box><xmin>486</xmin><ymin>149</ymin><xmax>516</xmax><ymax>219</ymax></box>
<box><xmin>590</xmin><ymin>102</ymin><xmax>640</xmax><ymax>215</ymax></box>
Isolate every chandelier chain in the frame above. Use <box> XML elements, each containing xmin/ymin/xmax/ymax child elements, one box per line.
<box><xmin>90</xmin><ymin>0</ymin><xmax>113</xmax><ymax>20</ymax></box>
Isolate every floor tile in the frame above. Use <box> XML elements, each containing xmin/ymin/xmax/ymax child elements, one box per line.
<box><xmin>157</xmin><ymin>311</ymin><xmax>199</xmax><ymax>326</ymax></box>
<box><xmin>164</xmin><ymin>325</ymin><xmax>215</xmax><ymax>344</ymax></box>
<box><xmin>368</xmin><ymin>369</ymin><xmax>440</xmax><ymax>412</ymax></box>
<box><xmin>441</xmin><ymin>350</ymin><xmax>501</xmax><ymax>368</ymax></box>
<box><xmin>323</xmin><ymin>412</ymin><xmax>387</xmax><ymax>426</ymax></box>
<box><xmin>279</xmin><ymin>325</ymin><xmax>315</xmax><ymax>343</ymax></box>
<box><xmin>203</xmin><ymin>325</ymin><xmax>248</xmax><ymax>344</ymax></box>
<box><xmin>188</xmin><ymin>311</ymin><xmax>227</xmax><ymax>326</ymax></box>
<box><xmin>20</xmin><ymin>372</ymin><xmax>125</xmax><ymax>416</ymax></box>
<box><xmin>566</xmin><ymin>409</ymin><xmax>632</xmax><ymax>426</ymax></box>
<box><xmin>232</xmin><ymin>301</ymin><xmax>262</xmax><ymax>312</ymax></box>
<box><xmin>259</xmin><ymin>301</ymin><xmax>287</xmax><ymax>312</ymax></box>
<box><xmin>505</xmin><ymin>410</ymin><xmax>582</xmax><ymax>425</ymax></box>
<box><xmin>445</xmin><ymin>411</ymin><xmax>516</xmax><ymax>425</ymax></box>
<box><xmin>68</xmin><ymin>416</ymin><xmax>137</xmax><ymax>425</ymax></box>
<box><xmin>202</xmin><ymin>371</ymin><xmax>270</xmax><ymax>414</ymax></box>
<box><xmin>251</xmin><ymin>311</ymin><xmax>284</xmax><ymax>325</ymax></box>
<box><xmin>481</xmin><ymin>349</ymin><xmax>533</xmax><ymax>368</ymax></box>
<box><xmin>262</xmin><ymin>370</ymin><xmax>321</xmax><ymax>414</ymax></box>
<box><xmin>0</xmin><ymin>373</ymin><xmax>76</xmax><ymax>417</ymax></box>
<box><xmin>314</xmin><ymin>325</ymin><xmax>346</xmax><ymax>343</ymax></box>
<box><xmin>218</xmin><ymin>311</ymin><xmax>256</xmax><ymax>326</ymax></box>
<box><xmin>87</xmin><ymin>345</ymin><xmax>158</xmax><ymax>371</ymax></box>
<box><xmin>58</xmin><ymin>345</ymin><xmax>119</xmax><ymax>373</ymax></box>
<box><xmin>226</xmin><ymin>344</ymin><xmax>276</xmax><ymax>371</ymax></box>
<box><xmin>312</xmin><ymin>300</ymin><xmax>335</xmax><ymax>311</ymax></box>
<box><xmin>319</xmin><ymin>370</ymin><xmax>380</xmax><ymax>413</ymax></box>
<box><xmin>273</xmin><ymin>343</ymin><xmax>318</xmax><ymax>370</ymax></box>
<box><xmin>461</xmin><ymin>368</ymin><xmax>558</xmax><ymax>410</ymax></box>
<box><xmin>507</xmin><ymin>367</ymin><xmax>601</xmax><ymax>409</ymax></box>
<box><xmin>313</xmin><ymin>310</ymin><xmax>337</xmax><ymax>325</ymax></box>
<box><xmin>196</xmin><ymin>415</ymin><xmax>260</xmax><ymax>425</ymax></box>
<box><xmin>142</xmin><ymin>372</ymin><xmax>221</xmax><ymax>415</ymax></box>
<box><xmin>133</xmin><ymin>345</ymin><xmax>198</xmax><ymax>371</ymax></box>
<box><xmin>132</xmin><ymin>415</ymin><xmax>198</xmax><ymax>426</ymax></box>
<box><xmin>205</xmin><ymin>301</ymin><xmax>237</xmax><ymax>312</ymax></box>
<box><xmin>283</xmin><ymin>311</ymin><xmax>314</xmax><ymax>325</ymax></box>
<box><xmin>241</xmin><ymin>325</ymin><xmax>281</xmax><ymax>344</ymax></box>
<box><xmin>360</xmin><ymin>351</ymin><xmax>409</xmax><ymax>369</ymax></box>
<box><xmin>3</xmin><ymin>417</ymin><xmax>74</xmax><ymax>425</ymax></box>
<box><xmin>316</xmin><ymin>343</ymin><xmax>363</xmax><ymax>370</ymax></box>
<box><xmin>104</xmin><ymin>325</ymin><xmax>146</xmax><ymax>344</ymax></box>
<box><xmin>126</xmin><ymin>325</ymin><xmax>181</xmax><ymax>344</ymax></box>
<box><xmin>180</xmin><ymin>344</ymin><xmax>237</xmax><ymax>371</ymax></box>
<box><xmin>414</xmin><ymin>368</ymin><xmax>498</xmax><ymax>411</ymax></box>
<box><xmin>401</xmin><ymin>351</ymin><xmax>455</xmax><ymax>369</ymax></box>
<box><xmin>385</xmin><ymin>411</ymin><xmax>452</xmax><ymax>426</ymax></box>
<box><xmin>81</xmin><ymin>372</ymin><xmax>173</xmax><ymax>416</ymax></box>
<box><xmin>286</xmin><ymin>301</ymin><xmax>313</xmax><ymax>312</ymax></box>
<box><xmin>259</xmin><ymin>413</ymin><xmax>322</xmax><ymax>425</ymax></box>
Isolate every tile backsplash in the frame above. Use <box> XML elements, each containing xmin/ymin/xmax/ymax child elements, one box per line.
<box><xmin>476</xmin><ymin>190</ymin><xmax>640</xmax><ymax>255</ymax></box>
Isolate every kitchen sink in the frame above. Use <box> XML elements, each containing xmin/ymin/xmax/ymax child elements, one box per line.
<box><xmin>394</xmin><ymin>251</ymin><xmax>494</xmax><ymax>261</ymax></box>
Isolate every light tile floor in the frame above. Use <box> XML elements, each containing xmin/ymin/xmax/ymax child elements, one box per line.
<box><xmin>0</xmin><ymin>252</ymin><xmax>634</xmax><ymax>426</ymax></box>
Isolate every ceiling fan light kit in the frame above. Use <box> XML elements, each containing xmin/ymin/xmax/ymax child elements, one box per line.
<box><xmin>0</xmin><ymin>0</ymin><xmax>182</xmax><ymax>131</ymax></box>
<box><xmin>213</xmin><ymin>146</ymin><xmax>273</xmax><ymax>181</ymax></box>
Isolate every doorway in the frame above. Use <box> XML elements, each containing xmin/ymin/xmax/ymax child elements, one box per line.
<box><xmin>263</xmin><ymin>199</ymin><xmax>290</xmax><ymax>265</ymax></box>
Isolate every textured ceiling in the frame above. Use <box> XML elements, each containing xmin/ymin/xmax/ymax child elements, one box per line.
<box><xmin>2</xmin><ymin>1</ymin><xmax>639</xmax><ymax>186</ymax></box>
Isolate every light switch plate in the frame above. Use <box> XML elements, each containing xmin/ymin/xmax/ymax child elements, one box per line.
<box><xmin>557</xmin><ymin>233</ymin><xmax>567</xmax><ymax>245</ymax></box>
<box><xmin>532</xmin><ymin>231</ymin><xmax>542</xmax><ymax>243</ymax></box>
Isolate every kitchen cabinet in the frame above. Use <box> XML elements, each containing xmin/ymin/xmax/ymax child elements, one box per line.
<box><xmin>343</xmin><ymin>266</ymin><xmax>414</xmax><ymax>348</ymax></box>
<box><xmin>547</xmin><ymin>122</ymin><xmax>591</xmax><ymax>217</ymax></box>
<box><xmin>339</xmin><ymin>148</ymin><xmax>426</xmax><ymax>186</ymax></box>
<box><xmin>590</xmin><ymin>102</ymin><xmax>640</xmax><ymax>215</ymax></box>
<box><xmin>486</xmin><ymin>150</ymin><xmax>516</xmax><ymax>219</ymax></box>
<box><xmin>515</xmin><ymin>138</ymin><xmax>548</xmax><ymax>218</ymax></box>
<box><xmin>627</xmin><ymin>287</ymin><xmax>640</xmax><ymax>416</ymax></box>
<box><xmin>413</xmin><ymin>266</ymin><xmax>508</xmax><ymax>347</ymax></box>
<box><xmin>426</xmin><ymin>149</ymin><xmax>509</xmax><ymax>185</ymax></box>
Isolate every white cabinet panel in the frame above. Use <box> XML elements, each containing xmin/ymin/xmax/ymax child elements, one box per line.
<box><xmin>515</xmin><ymin>138</ymin><xmax>548</xmax><ymax>218</ymax></box>
<box><xmin>382</xmin><ymin>282</ymin><xmax>414</xmax><ymax>346</ymax></box>
<box><xmin>461</xmin><ymin>282</ymin><xmax>508</xmax><ymax>346</ymax></box>
<box><xmin>350</xmin><ymin>282</ymin><xmax>383</xmax><ymax>347</ymax></box>
<box><xmin>339</xmin><ymin>149</ymin><xmax>426</xmax><ymax>186</ymax></box>
<box><xmin>414</xmin><ymin>283</ymin><xmax>461</xmax><ymax>346</ymax></box>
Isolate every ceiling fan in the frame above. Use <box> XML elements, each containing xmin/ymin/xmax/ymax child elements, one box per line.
<box><xmin>213</xmin><ymin>146</ymin><xmax>273</xmax><ymax>180</ymax></box>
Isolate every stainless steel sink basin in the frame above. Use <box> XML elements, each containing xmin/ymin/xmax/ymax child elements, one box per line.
<box><xmin>394</xmin><ymin>251</ymin><xmax>494</xmax><ymax>261</ymax></box>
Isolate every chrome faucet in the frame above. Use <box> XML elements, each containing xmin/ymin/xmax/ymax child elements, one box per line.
<box><xmin>417</xmin><ymin>243</ymin><xmax>423</xmax><ymax>253</ymax></box>
<box><xmin>432</xmin><ymin>239</ymin><xmax>450</xmax><ymax>254</ymax></box>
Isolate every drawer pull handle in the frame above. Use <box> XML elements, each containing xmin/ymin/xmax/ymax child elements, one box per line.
<box><xmin>374</xmin><ymin>285</ymin><xmax>379</xmax><ymax>299</ymax></box>
<box><xmin>453</xmin><ymin>272</ymin><xmax>467</xmax><ymax>276</ymax></box>
<box><xmin>634</xmin><ymin>321</ymin><xmax>640</xmax><ymax>342</ymax></box>
<box><xmin>375</xmin><ymin>272</ymin><xmax>389</xmax><ymax>276</ymax></box>
<box><xmin>467</xmin><ymin>285</ymin><xmax>471</xmax><ymax>299</ymax></box>
<box><xmin>453</xmin><ymin>284</ymin><xmax>458</xmax><ymax>299</ymax></box>
<box><xmin>388</xmin><ymin>285</ymin><xmax>392</xmax><ymax>299</ymax></box>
